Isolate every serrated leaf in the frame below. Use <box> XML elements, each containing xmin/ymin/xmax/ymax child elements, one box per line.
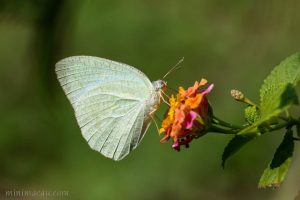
<box><xmin>222</xmin><ymin>135</ymin><xmax>256</xmax><ymax>168</ymax></box>
<box><xmin>238</xmin><ymin>53</ymin><xmax>300</xmax><ymax>136</ymax></box>
<box><xmin>238</xmin><ymin>82</ymin><xmax>299</xmax><ymax>136</ymax></box>
<box><xmin>244</xmin><ymin>106</ymin><xmax>260</xmax><ymax>124</ymax></box>
<box><xmin>228</xmin><ymin>83</ymin><xmax>297</xmax><ymax>164</ymax></box>
<box><xmin>260</xmin><ymin>52</ymin><xmax>300</xmax><ymax>119</ymax></box>
<box><xmin>279</xmin><ymin>83</ymin><xmax>299</xmax><ymax>108</ymax></box>
<box><xmin>258</xmin><ymin>129</ymin><xmax>294</xmax><ymax>189</ymax></box>
<box><xmin>222</xmin><ymin>53</ymin><xmax>299</xmax><ymax>168</ymax></box>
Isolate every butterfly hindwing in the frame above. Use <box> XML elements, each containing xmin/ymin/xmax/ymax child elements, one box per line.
<box><xmin>55</xmin><ymin>56</ymin><xmax>155</xmax><ymax>160</ymax></box>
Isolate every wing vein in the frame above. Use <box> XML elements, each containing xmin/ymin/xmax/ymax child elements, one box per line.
<box><xmin>112</xmin><ymin>106</ymin><xmax>142</xmax><ymax>159</ymax></box>
<box><xmin>73</xmin><ymin>92</ymin><xmax>141</xmax><ymax>105</ymax></box>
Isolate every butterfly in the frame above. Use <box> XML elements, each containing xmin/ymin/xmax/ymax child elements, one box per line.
<box><xmin>55</xmin><ymin>56</ymin><xmax>167</xmax><ymax>161</ymax></box>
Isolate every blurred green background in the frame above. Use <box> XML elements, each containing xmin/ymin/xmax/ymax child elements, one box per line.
<box><xmin>0</xmin><ymin>1</ymin><xmax>300</xmax><ymax>199</ymax></box>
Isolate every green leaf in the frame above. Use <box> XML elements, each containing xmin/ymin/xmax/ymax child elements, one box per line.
<box><xmin>260</xmin><ymin>52</ymin><xmax>300</xmax><ymax>119</ymax></box>
<box><xmin>258</xmin><ymin>129</ymin><xmax>294</xmax><ymax>189</ymax></box>
<box><xmin>238</xmin><ymin>82</ymin><xmax>299</xmax><ymax>136</ymax></box>
<box><xmin>244</xmin><ymin>106</ymin><xmax>260</xmax><ymax>125</ymax></box>
<box><xmin>279</xmin><ymin>83</ymin><xmax>299</xmax><ymax>108</ymax></box>
<box><xmin>222</xmin><ymin>135</ymin><xmax>256</xmax><ymax>168</ymax></box>
<box><xmin>238</xmin><ymin>53</ymin><xmax>300</xmax><ymax>136</ymax></box>
<box><xmin>222</xmin><ymin>53</ymin><xmax>299</xmax><ymax>167</ymax></box>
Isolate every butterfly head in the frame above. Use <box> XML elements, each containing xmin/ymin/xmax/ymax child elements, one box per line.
<box><xmin>152</xmin><ymin>80</ymin><xmax>167</xmax><ymax>92</ymax></box>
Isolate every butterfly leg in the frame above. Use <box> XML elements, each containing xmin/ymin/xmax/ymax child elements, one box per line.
<box><xmin>160</xmin><ymin>90</ymin><xmax>170</xmax><ymax>106</ymax></box>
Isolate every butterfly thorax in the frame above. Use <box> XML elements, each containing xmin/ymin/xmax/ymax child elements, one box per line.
<box><xmin>144</xmin><ymin>80</ymin><xmax>167</xmax><ymax>116</ymax></box>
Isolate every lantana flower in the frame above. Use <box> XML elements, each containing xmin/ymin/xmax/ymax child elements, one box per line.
<box><xmin>159</xmin><ymin>79</ymin><xmax>214</xmax><ymax>151</ymax></box>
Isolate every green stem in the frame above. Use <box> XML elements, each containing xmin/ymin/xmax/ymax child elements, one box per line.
<box><xmin>278</xmin><ymin>116</ymin><xmax>289</xmax><ymax>122</ymax></box>
<box><xmin>212</xmin><ymin>116</ymin><xmax>243</xmax><ymax>129</ymax></box>
<box><xmin>210</xmin><ymin>124</ymin><xmax>239</xmax><ymax>135</ymax></box>
<box><xmin>285</xmin><ymin>110</ymin><xmax>290</xmax><ymax>118</ymax></box>
<box><xmin>265</xmin><ymin>123</ymin><xmax>289</xmax><ymax>133</ymax></box>
<box><xmin>210</xmin><ymin>116</ymin><xmax>300</xmax><ymax>135</ymax></box>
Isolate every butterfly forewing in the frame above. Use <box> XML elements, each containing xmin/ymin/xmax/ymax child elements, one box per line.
<box><xmin>55</xmin><ymin>56</ymin><xmax>155</xmax><ymax>160</ymax></box>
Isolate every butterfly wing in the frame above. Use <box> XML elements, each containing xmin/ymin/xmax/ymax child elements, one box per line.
<box><xmin>55</xmin><ymin>56</ymin><xmax>155</xmax><ymax>160</ymax></box>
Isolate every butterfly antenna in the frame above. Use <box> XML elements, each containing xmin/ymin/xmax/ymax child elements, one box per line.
<box><xmin>162</xmin><ymin>57</ymin><xmax>184</xmax><ymax>79</ymax></box>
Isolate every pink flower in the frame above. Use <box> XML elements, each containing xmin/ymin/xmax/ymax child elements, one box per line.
<box><xmin>160</xmin><ymin>79</ymin><xmax>214</xmax><ymax>151</ymax></box>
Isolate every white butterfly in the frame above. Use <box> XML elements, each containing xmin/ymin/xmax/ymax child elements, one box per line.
<box><xmin>55</xmin><ymin>56</ymin><xmax>166</xmax><ymax>161</ymax></box>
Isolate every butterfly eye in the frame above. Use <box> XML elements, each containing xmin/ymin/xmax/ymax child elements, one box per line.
<box><xmin>159</xmin><ymin>80</ymin><xmax>166</xmax><ymax>88</ymax></box>
<box><xmin>161</xmin><ymin>81</ymin><xmax>167</xmax><ymax>90</ymax></box>
<box><xmin>152</xmin><ymin>80</ymin><xmax>166</xmax><ymax>91</ymax></box>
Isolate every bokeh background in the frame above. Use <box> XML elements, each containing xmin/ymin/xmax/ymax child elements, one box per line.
<box><xmin>0</xmin><ymin>1</ymin><xmax>300</xmax><ymax>199</ymax></box>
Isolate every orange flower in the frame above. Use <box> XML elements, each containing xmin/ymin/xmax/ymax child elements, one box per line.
<box><xmin>160</xmin><ymin>79</ymin><xmax>214</xmax><ymax>151</ymax></box>
<box><xmin>185</xmin><ymin>79</ymin><xmax>207</xmax><ymax>97</ymax></box>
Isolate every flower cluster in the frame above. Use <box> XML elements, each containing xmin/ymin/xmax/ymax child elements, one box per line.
<box><xmin>159</xmin><ymin>79</ymin><xmax>214</xmax><ymax>151</ymax></box>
